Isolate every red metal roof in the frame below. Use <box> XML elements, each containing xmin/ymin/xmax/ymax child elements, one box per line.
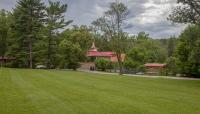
<box><xmin>144</xmin><ymin>63</ymin><xmax>166</xmax><ymax>68</ymax></box>
<box><xmin>87</xmin><ymin>51</ymin><xmax>114</xmax><ymax>57</ymax></box>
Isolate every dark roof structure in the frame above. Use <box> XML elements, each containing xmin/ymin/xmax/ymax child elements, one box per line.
<box><xmin>0</xmin><ymin>56</ymin><xmax>16</xmax><ymax>61</ymax></box>
<box><xmin>144</xmin><ymin>63</ymin><xmax>166</xmax><ymax>68</ymax></box>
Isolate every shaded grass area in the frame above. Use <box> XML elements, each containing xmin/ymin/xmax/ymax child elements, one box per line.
<box><xmin>0</xmin><ymin>68</ymin><xmax>200</xmax><ymax>114</ymax></box>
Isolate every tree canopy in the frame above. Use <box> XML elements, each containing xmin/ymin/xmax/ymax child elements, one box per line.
<box><xmin>169</xmin><ymin>0</ymin><xmax>200</xmax><ymax>24</ymax></box>
<box><xmin>92</xmin><ymin>1</ymin><xmax>129</xmax><ymax>74</ymax></box>
<box><xmin>1</xmin><ymin>0</ymin><xmax>200</xmax><ymax>77</ymax></box>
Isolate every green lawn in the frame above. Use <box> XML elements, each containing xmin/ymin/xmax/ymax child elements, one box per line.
<box><xmin>0</xmin><ymin>68</ymin><xmax>200</xmax><ymax>114</ymax></box>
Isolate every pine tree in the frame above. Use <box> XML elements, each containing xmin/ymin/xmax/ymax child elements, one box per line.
<box><xmin>46</xmin><ymin>1</ymin><xmax>72</xmax><ymax>68</ymax></box>
<box><xmin>0</xmin><ymin>9</ymin><xmax>8</xmax><ymax>57</ymax></box>
<box><xmin>12</xmin><ymin>0</ymin><xmax>45</xmax><ymax>68</ymax></box>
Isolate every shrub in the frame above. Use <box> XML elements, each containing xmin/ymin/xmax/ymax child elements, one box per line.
<box><xmin>124</xmin><ymin>59</ymin><xmax>139</xmax><ymax>70</ymax></box>
<box><xmin>166</xmin><ymin>57</ymin><xmax>178</xmax><ymax>76</ymax></box>
<box><xmin>106</xmin><ymin>61</ymin><xmax>114</xmax><ymax>70</ymax></box>
<box><xmin>95</xmin><ymin>59</ymin><xmax>113</xmax><ymax>71</ymax></box>
<box><xmin>137</xmin><ymin>65</ymin><xmax>146</xmax><ymax>72</ymax></box>
<box><xmin>67</xmin><ymin>61</ymin><xmax>81</xmax><ymax>71</ymax></box>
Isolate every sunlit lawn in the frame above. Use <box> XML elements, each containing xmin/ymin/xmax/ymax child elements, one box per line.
<box><xmin>0</xmin><ymin>68</ymin><xmax>200</xmax><ymax>114</ymax></box>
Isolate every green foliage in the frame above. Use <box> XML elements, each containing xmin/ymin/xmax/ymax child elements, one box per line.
<box><xmin>138</xmin><ymin>65</ymin><xmax>146</xmax><ymax>73</ymax></box>
<box><xmin>159</xmin><ymin>68</ymin><xmax>168</xmax><ymax>76</ymax></box>
<box><xmin>175</xmin><ymin>25</ymin><xmax>200</xmax><ymax>77</ymax></box>
<box><xmin>60</xmin><ymin>26</ymin><xmax>93</xmax><ymax>61</ymax></box>
<box><xmin>10</xmin><ymin>0</ymin><xmax>45</xmax><ymax>68</ymax></box>
<box><xmin>167</xmin><ymin>37</ymin><xmax>176</xmax><ymax>57</ymax></box>
<box><xmin>92</xmin><ymin>1</ymin><xmax>129</xmax><ymax>74</ymax></box>
<box><xmin>124</xmin><ymin>59</ymin><xmax>139</xmax><ymax>70</ymax></box>
<box><xmin>95</xmin><ymin>59</ymin><xmax>113</xmax><ymax>71</ymax></box>
<box><xmin>106</xmin><ymin>61</ymin><xmax>114</xmax><ymax>70</ymax></box>
<box><xmin>157</xmin><ymin>37</ymin><xmax>177</xmax><ymax>58</ymax></box>
<box><xmin>124</xmin><ymin>60</ymin><xmax>146</xmax><ymax>73</ymax></box>
<box><xmin>95</xmin><ymin>59</ymin><xmax>108</xmax><ymax>71</ymax></box>
<box><xmin>0</xmin><ymin>9</ymin><xmax>9</xmax><ymax>57</ymax></box>
<box><xmin>124</xmin><ymin>47</ymin><xmax>145</xmax><ymax>72</ymax></box>
<box><xmin>137</xmin><ymin>32</ymin><xmax>150</xmax><ymax>40</ymax></box>
<box><xmin>59</xmin><ymin>39</ymin><xmax>82</xmax><ymax>70</ymax></box>
<box><xmin>168</xmin><ymin>0</ymin><xmax>200</xmax><ymax>24</ymax></box>
<box><xmin>46</xmin><ymin>1</ymin><xmax>73</xmax><ymax>68</ymax></box>
<box><xmin>166</xmin><ymin>57</ymin><xmax>178</xmax><ymax>76</ymax></box>
<box><xmin>124</xmin><ymin>33</ymin><xmax>167</xmax><ymax>72</ymax></box>
<box><xmin>94</xmin><ymin>36</ymin><xmax>112</xmax><ymax>51</ymax></box>
<box><xmin>1</xmin><ymin>0</ymin><xmax>200</xmax><ymax>79</ymax></box>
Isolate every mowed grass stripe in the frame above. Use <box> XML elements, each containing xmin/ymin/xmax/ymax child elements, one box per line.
<box><xmin>0</xmin><ymin>68</ymin><xmax>38</xmax><ymax>114</ymax></box>
<box><xmin>16</xmin><ymin>69</ymin><xmax>200</xmax><ymax>113</ymax></box>
<box><xmin>0</xmin><ymin>68</ymin><xmax>200</xmax><ymax>114</ymax></box>
<box><xmin>3</xmin><ymin>68</ymin><xmax>200</xmax><ymax>114</ymax></box>
<box><xmin>10</xmin><ymin>69</ymin><xmax>76</xmax><ymax>114</ymax></box>
<box><xmin>16</xmin><ymin>69</ymin><xmax>143</xmax><ymax>113</ymax></box>
<box><xmin>41</xmin><ymin>70</ymin><xmax>200</xmax><ymax>114</ymax></box>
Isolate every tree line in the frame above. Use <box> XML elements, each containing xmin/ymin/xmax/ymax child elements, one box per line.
<box><xmin>0</xmin><ymin>0</ymin><xmax>200</xmax><ymax>77</ymax></box>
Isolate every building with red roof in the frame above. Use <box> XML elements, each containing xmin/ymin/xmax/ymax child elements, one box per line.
<box><xmin>144</xmin><ymin>63</ymin><xmax>166</xmax><ymax>75</ymax></box>
<box><xmin>144</xmin><ymin>63</ymin><xmax>166</xmax><ymax>68</ymax></box>
<box><xmin>80</xmin><ymin>42</ymin><xmax>125</xmax><ymax>70</ymax></box>
<box><xmin>86</xmin><ymin>42</ymin><xmax>125</xmax><ymax>62</ymax></box>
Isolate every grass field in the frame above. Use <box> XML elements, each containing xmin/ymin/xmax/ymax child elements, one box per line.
<box><xmin>0</xmin><ymin>68</ymin><xmax>200</xmax><ymax>114</ymax></box>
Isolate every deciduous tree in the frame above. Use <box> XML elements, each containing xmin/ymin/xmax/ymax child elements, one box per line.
<box><xmin>92</xmin><ymin>1</ymin><xmax>129</xmax><ymax>75</ymax></box>
<box><xmin>176</xmin><ymin>25</ymin><xmax>200</xmax><ymax>77</ymax></box>
<box><xmin>59</xmin><ymin>40</ymin><xmax>82</xmax><ymax>70</ymax></box>
<box><xmin>168</xmin><ymin>0</ymin><xmax>200</xmax><ymax>24</ymax></box>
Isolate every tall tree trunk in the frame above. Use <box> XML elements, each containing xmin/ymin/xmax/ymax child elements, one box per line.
<box><xmin>117</xmin><ymin>52</ymin><xmax>123</xmax><ymax>75</ymax></box>
<box><xmin>29</xmin><ymin>40</ymin><xmax>33</xmax><ymax>69</ymax></box>
<box><xmin>116</xmin><ymin>8</ymin><xmax>123</xmax><ymax>75</ymax></box>
<box><xmin>47</xmin><ymin>36</ymin><xmax>51</xmax><ymax>69</ymax></box>
<box><xmin>47</xmin><ymin>29</ymin><xmax>52</xmax><ymax>69</ymax></box>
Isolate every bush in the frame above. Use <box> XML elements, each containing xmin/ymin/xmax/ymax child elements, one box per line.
<box><xmin>95</xmin><ymin>59</ymin><xmax>113</xmax><ymax>71</ymax></box>
<box><xmin>59</xmin><ymin>40</ymin><xmax>82</xmax><ymax>71</ymax></box>
<box><xmin>166</xmin><ymin>57</ymin><xmax>178</xmax><ymax>76</ymax></box>
<box><xmin>67</xmin><ymin>61</ymin><xmax>81</xmax><ymax>71</ymax></box>
<box><xmin>106</xmin><ymin>61</ymin><xmax>114</xmax><ymax>70</ymax></box>
<box><xmin>124</xmin><ymin>59</ymin><xmax>139</xmax><ymax>70</ymax></box>
<box><xmin>124</xmin><ymin>59</ymin><xmax>146</xmax><ymax>72</ymax></box>
<box><xmin>159</xmin><ymin>68</ymin><xmax>168</xmax><ymax>76</ymax></box>
<box><xmin>137</xmin><ymin>65</ymin><xmax>146</xmax><ymax>72</ymax></box>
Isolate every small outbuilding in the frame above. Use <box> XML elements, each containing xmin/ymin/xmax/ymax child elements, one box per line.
<box><xmin>144</xmin><ymin>63</ymin><xmax>166</xmax><ymax>75</ymax></box>
<box><xmin>0</xmin><ymin>56</ymin><xmax>16</xmax><ymax>67</ymax></box>
<box><xmin>80</xmin><ymin>42</ymin><xmax>125</xmax><ymax>70</ymax></box>
<box><xmin>87</xmin><ymin>42</ymin><xmax>125</xmax><ymax>62</ymax></box>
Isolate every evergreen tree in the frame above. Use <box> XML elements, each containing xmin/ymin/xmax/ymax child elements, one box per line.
<box><xmin>0</xmin><ymin>9</ymin><xmax>9</xmax><ymax>57</ymax></box>
<box><xmin>11</xmin><ymin>0</ymin><xmax>45</xmax><ymax>68</ymax></box>
<box><xmin>46</xmin><ymin>1</ymin><xmax>72</xmax><ymax>68</ymax></box>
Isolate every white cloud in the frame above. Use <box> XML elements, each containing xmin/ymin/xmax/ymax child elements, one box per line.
<box><xmin>132</xmin><ymin>0</ymin><xmax>175</xmax><ymax>24</ymax></box>
<box><xmin>94</xmin><ymin>4</ymin><xmax>106</xmax><ymax>16</ymax></box>
<box><xmin>0</xmin><ymin>0</ymin><xmax>186</xmax><ymax>38</ymax></box>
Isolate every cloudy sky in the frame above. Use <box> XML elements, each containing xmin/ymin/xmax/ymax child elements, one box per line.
<box><xmin>0</xmin><ymin>0</ymin><xmax>186</xmax><ymax>38</ymax></box>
